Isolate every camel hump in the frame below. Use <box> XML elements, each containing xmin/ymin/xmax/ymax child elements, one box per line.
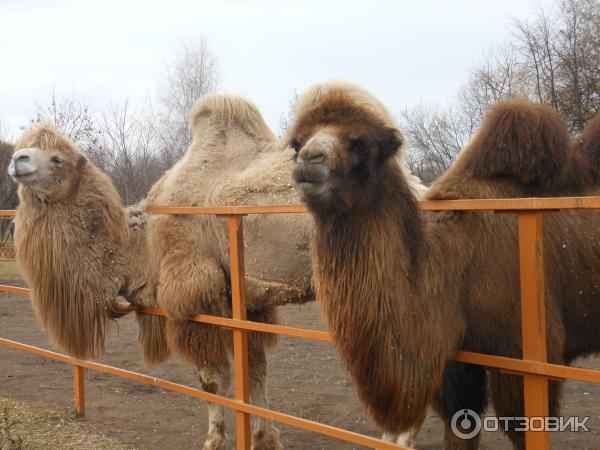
<box><xmin>578</xmin><ymin>113</ymin><xmax>600</xmax><ymax>178</ymax></box>
<box><xmin>463</xmin><ymin>99</ymin><xmax>570</xmax><ymax>188</ymax></box>
<box><xmin>190</xmin><ymin>92</ymin><xmax>276</xmax><ymax>142</ymax></box>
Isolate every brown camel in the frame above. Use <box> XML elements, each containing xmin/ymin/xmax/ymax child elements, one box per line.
<box><xmin>289</xmin><ymin>81</ymin><xmax>600</xmax><ymax>449</ymax></box>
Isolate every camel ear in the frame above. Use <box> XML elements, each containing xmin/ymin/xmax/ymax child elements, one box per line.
<box><xmin>77</xmin><ymin>155</ymin><xmax>88</xmax><ymax>169</ymax></box>
<box><xmin>463</xmin><ymin>100</ymin><xmax>569</xmax><ymax>188</ymax></box>
<box><xmin>376</xmin><ymin>127</ymin><xmax>403</xmax><ymax>164</ymax></box>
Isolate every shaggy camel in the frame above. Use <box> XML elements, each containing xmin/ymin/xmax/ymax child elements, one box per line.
<box><xmin>8</xmin><ymin>125</ymin><xmax>166</xmax><ymax>361</ymax></box>
<box><xmin>289</xmin><ymin>82</ymin><xmax>600</xmax><ymax>449</ymax></box>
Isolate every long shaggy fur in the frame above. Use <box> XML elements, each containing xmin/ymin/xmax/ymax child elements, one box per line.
<box><xmin>13</xmin><ymin>125</ymin><xmax>169</xmax><ymax>361</ymax></box>
<box><xmin>571</xmin><ymin>112</ymin><xmax>600</xmax><ymax>185</ymax></box>
<box><xmin>290</xmin><ymin>84</ymin><xmax>600</xmax><ymax>449</ymax></box>
<box><xmin>14</xmin><ymin>125</ymin><xmax>128</xmax><ymax>359</ymax></box>
<box><xmin>146</xmin><ymin>92</ymin><xmax>317</xmax><ymax>368</ymax></box>
<box><xmin>145</xmin><ymin>91</ymin><xmax>326</xmax><ymax>449</ymax></box>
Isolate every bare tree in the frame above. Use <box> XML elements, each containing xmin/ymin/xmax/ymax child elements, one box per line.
<box><xmin>404</xmin><ymin>0</ymin><xmax>600</xmax><ymax>180</ymax></box>
<box><xmin>278</xmin><ymin>89</ymin><xmax>298</xmax><ymax>136</ymax></box>
<box><xmin>401</xmin><ymin>103</ymin><xmax>471</xmax><ymax>183</ymax></box>
<box><xmin>31</xmin><ymin>88</ymin><xmax>101</xmax><ymax>155</ymax></box>
<box><xmin>513</xmin><ymin>0</ymin><xmax>600</xmax><ymax>131</ymax></box>
<box><xmin>155</xmin><ymin>37</ymin><xmax>220</xmax><ymax>165</ymax></box>
<box><xmin>98</xmin><ymin>101</ymin><xmax>164</xmax><ymax>205</ymax></box>
<box><xmin>0</xmin><ymin>140</ymin><xmax>18</xmax><ymax>210</ymax></box>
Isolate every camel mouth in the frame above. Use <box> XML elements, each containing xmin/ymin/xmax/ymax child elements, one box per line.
<box><xmin>292</xmin><ymin>165</ymin><xmax>331</xmax><ymax>198</ymax></box>
<box><xmin>294</xmin><ymin>180</ymin><xmax>331</xmax><ymax>198</ymax></box>
<box><xmin>8</xmin><ymin>160</ymin><xmax>37</xmax><ymax>183</ymax></box>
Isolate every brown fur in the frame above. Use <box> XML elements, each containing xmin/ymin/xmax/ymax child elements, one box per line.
<box><xmin>290</xmin><ymin>84</ymin><xmax>600</xmax><ymax>449</ymax></box>
<box><xmin>570</xmin><ymin>112</ymin><xmax>600</xmax><ymax>187</ymax></box>
<box><xmin>459</xmin><ymin>100</ymin><xmax>571</xmax><ymax>192</ymax></box>
<box><xmin>145</xmin><ymin>92</ymin><xmax>321</xmax><ymax>449</ymax></box>
<box><xmin>14</xmin><ymin>125</ymin><xmax>128</xmax><ymax>359</ymax></box>
<box><xmin>12</xmin><ymin>124</ymin><xmax>168</xmax><ymax>361</ymax></box>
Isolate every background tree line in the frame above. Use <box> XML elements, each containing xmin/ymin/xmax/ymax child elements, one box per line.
<box><xmin>1</xmin><ymin>38</ymin><xmax>219</xmax><ymax>208</ymax></box>
<box><xmin>2</xmin><ymin>0</ymin><xmax>599</xmax><ymax>208</ymax></box>
<box><xmin>402</xmin><ymin>0</ymin><xmax>600</xmax><ymax>183</ymax></box>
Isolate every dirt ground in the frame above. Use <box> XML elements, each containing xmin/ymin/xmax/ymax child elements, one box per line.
<box><xmin>1</xmin><ymin>270</ymin><xmax>599</xmax><ymax>449</ymax></box>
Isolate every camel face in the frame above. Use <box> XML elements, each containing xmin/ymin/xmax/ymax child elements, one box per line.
<box><xmin>289</xmin><ymin>91</ymin><xmax>403</xmax><ymax>210</ymax></box>
<box><xmin>291</xmin><ymin>130</ymin><xmax>337</xmax><ymax>198</ymax></box>
<box><xmin>9</xmin><ymin>145</ymin><xmax>84</xmax><ymax>200</ymax></box>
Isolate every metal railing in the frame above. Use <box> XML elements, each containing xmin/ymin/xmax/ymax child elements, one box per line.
<box><xmin>1</xmin><ymin>198</ymin><xmax>600</xmax><ymax>450</ymax></box>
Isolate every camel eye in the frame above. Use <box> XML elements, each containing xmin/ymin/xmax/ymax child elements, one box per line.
<box><xmin>50</xmin><ymin>156</ymin><xmax>64</xmax><ymax>166</ymax></box>
<box><xmin>350</xmin><ymin>138</ymin><xmax>367</xmax><ymax>153</ymax></box>
<box><xmin>290</xmin><ymin>139</ymin><xmax>301</xmax><ymax>152</ymax></box>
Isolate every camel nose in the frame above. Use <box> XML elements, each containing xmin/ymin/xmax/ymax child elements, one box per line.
<box><xmin>297</xmin><ymin>148</ymin><xmax>326</xmax><ymax>165</ymax></box>
<box><xmin>15</xmin><ymin>154</ymin><xmax>30</xmax><ymax>163</ymax></box>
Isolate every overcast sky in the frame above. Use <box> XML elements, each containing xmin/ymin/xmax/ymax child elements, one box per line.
<box><xmin>0</xmin><ymin>0</ymin><xmax>555</xmax><ymax>140</ymax></box>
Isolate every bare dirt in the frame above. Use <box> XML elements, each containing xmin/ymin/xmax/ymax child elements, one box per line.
<box><xmin>1</xmin><ymin>271</ymin><xmax>599</xmax><ymax>449</ymax></box>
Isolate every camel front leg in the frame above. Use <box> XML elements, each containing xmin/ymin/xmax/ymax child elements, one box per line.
<box><xmin>198</xmin><ymin>362</ymin><xmax>231</xmax><ymax>450</ymax></box>
<box><xmin>249</xmin><ymin>336</ymin><xmax>283</xmax><ymax>450</ymax></box>
<box><xmin>380</xmin><ymin>423</ymin><xmax>422</xmax><ymax>449</ymax></box>
<box><xmin>245</xmin><ymin>277</ymin><xmax>313</xmax><ymax>310</ymax></box>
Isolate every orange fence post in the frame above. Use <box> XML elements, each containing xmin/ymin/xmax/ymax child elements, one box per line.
<box><xmin>227</xmin><ymin>215</ymin><xmax>252</xmax><ymax>450</ymax></box>
<box><xmin>518</xmin><ymin>212</ymin><xmax>549</xmax><ymax>449</ymax></box>
<box><xmin>73</xmin><ymin>365</ymin><xmax>85</xmax><ymax>415</ymax></box>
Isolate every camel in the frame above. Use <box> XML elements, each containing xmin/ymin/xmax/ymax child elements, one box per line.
<box><xmin>8</xmin><ymin>125</ymin><xmax>166</xmax><ymax>361</ymax></box>
<box><xmin>289</xmin><ymin>81</ymin><xmax>600</xmax><ymax>449</ymax></box>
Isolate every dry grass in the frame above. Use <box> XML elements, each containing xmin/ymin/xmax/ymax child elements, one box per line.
<box><xmin>0</xmin><ymin>397</ymin><xmax>134</xmax><ymax>450</ymax></box>
<box><xmin>0</xmin><ymin>261</ymin><xmax>22</xmax><ymax>282</ymax></box>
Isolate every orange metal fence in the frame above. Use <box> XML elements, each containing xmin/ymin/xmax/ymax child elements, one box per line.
<box><xmin>0</xmin><ymin>216</ymin><xmax>14</xmax><ymax>260</ymax></box>
<box><xmin>1</xmin><ymin>199</ymin><xmax>600</xmax><ymax>450</ymax></box>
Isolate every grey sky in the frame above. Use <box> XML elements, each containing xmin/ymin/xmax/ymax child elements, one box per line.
<box><xmin>0</xmin><ymin>0</ymin><xmax>554</xmax><ymax>140</ymax></box>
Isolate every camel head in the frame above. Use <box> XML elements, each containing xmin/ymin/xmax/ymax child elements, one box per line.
<box><xmin>9</xmin><ymin>124</ymin><xmax>87</xmax><ymax>201</ymax></box>
<box><xmin>289</xmin><ymin>82</ymin><xmax>404</xmax><ymax>212</ymax></box>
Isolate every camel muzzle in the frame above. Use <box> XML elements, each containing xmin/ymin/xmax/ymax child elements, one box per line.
<box><xmin>9</xmin><ymin>150</ymin><xmax>38</xmax><ymax>182</ymax></box>
<box><xmin>8</xmin><ymin>158</ymin><xmax>37</xmax><ymax>181</ymax></box>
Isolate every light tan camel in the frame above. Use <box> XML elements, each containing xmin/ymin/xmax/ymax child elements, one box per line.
<box><xmin>289</xmin><ymin>81</ymin><xmax>600</xmax><ymax>449</ymax></box>
<box><xmin>9</xmin><ymin>125</ymin><xmax>166</xmax><ymax>361</ymax></box>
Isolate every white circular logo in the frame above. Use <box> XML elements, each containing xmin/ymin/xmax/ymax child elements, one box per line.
<box><xmin>451</xmin><ymin>409</ymin><xmax>482</xmax><ymax>440</ymax></box>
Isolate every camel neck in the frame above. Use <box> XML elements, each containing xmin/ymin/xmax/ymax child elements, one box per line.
<box><xmin>313</xmin><ymin>166</ymin><xmax>424</xmax><ymax>272</ymax></box>
<box><xmin>308</xmin><ymin>166</ymin><xmax>444</xmax><ymax>432</ymax></box>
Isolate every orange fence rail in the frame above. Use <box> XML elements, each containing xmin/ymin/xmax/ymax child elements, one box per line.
<box><xmin>2</xmin><ymin>199</ymin><xmax>600</xmax><ymax>450</ymax></box>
